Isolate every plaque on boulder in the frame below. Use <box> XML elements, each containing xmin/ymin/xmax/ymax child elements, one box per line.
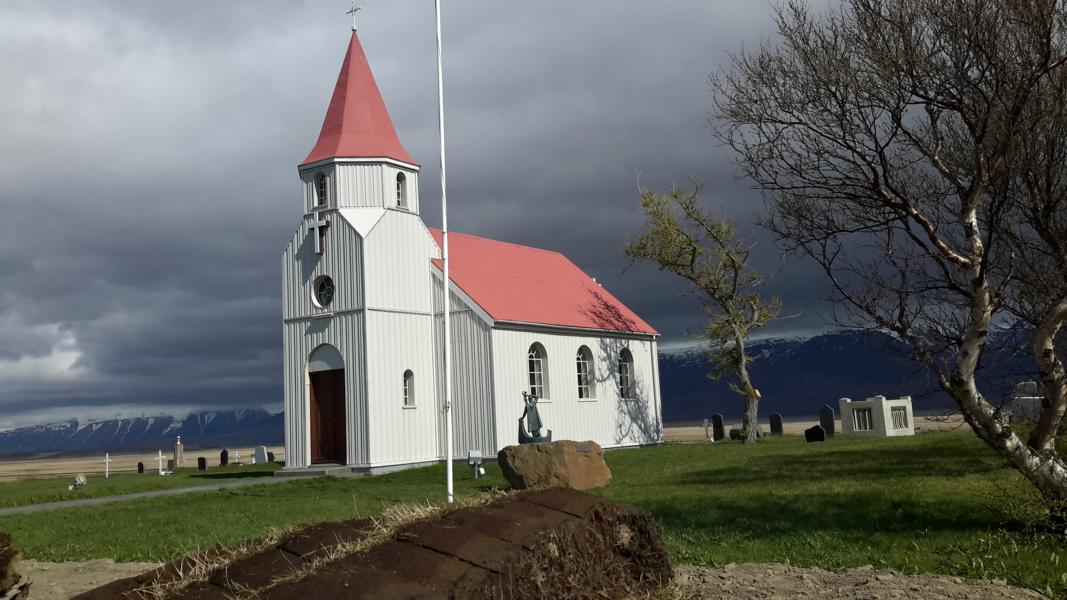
<box><xmin>137</xmin><ymin>462</ymin><xmax>144</xmax><ymax>474</ymax></box>
<box><xmin>819</xmin><ymin>405</ymin><xmax>836</xmax><ymax>437</ymax></box>
<box><xmin>220</xmin><ymin>449</ymin><xmax>229</xmax><ymax>467</ymax></box>
<box><xmin>711</xmin><ymin>414</ymin><xmax>726</xmax><ymax>442</ymax></box>
<box><xmin>770</xmin><ymin>413</ymin><xmax>784</xmax><ymax>436</ymax></box>
<box><xmin>805</xmin><ymin>425</ymin><xmax>825</xmax><ymax>443</ymax></box>
<box><xmin>197</xmin><ymin>457</ymin><xmax>207</xmax><ymax>471</ymax></box>
<box><xmin>518</xmin><ymin>391</ymin><xmax>552</xmax><ymax>444</ymax></box>
<box><xmin>498</xmin><ymin>440</ymin><xmax>611</xmax><ymax>490</ymax></box>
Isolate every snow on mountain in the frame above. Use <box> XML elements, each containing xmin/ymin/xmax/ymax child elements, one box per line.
<box><xmin>0</xmin><ymin>409</ymin><xmax>283</xmax><ymax>455</ymax></box>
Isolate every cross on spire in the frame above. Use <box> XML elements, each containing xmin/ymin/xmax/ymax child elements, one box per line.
<box><xmin>347</xmin><ymin>1</ymin><xmax>361</xmax><ymax>31</ymax></box>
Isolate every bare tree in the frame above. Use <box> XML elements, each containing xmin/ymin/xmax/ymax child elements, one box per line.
<box><xmin>714</xmin><ymin>0</ymin><xmax>1067</xmax><ymax>500</ymax></box>
<box><xmin>626</xmin><ymin>187</ymin><xmax>780</xmax><ymax>443</ymax></box>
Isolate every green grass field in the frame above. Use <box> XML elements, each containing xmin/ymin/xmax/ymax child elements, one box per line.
<box><xmin>2</xmin><ymin>432</ymin><xmax>1065</xmax><ymax>596</ymax></box>
<box><xmin>0</xmin><ymin>463</ymin><xmax>280</xmax><ymax>508</ymax></box>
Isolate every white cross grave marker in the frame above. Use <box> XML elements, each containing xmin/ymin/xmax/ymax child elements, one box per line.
<box><xmin>105</xmin><ymin>453</ymin><xmax>112</xmax><ymax>479</ymax></box>
<box><xmin>306</xmin><ymin>215</ymin><xmax>329</xmax><ymax>255</ymax></box>
<box><xmin>157</xmin><ymin>450</ymin><xmax>165</xmax><ymax>475</ymax></box>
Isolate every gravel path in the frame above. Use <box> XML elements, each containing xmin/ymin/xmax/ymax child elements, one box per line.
<box><xmin>670</xmin><ymin>563</ymin><xmax>1049</xmax><ymax>599</ymax></box>
<box><xmin>0</xmin><ymin>476</ymin><xmax>292</xmax><ymax>517</ymax></box>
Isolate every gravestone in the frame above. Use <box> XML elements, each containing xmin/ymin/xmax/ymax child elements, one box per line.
<box><xmin>167</xmin><ymin>459</ymin><xmax>176</xmax><ymax>472</ymax></box>
<box><xmin>137</xmin><ymin>462</ymin><xmax>144</xmax><ymax>474</ymax></box>
<box><xmin>711</xmin><ymin>414</ymin><xmax>726</xmax><ymax>442</ymax></box>
<box><xmin>197</xmin><ymin>457</ymin><xmax>207</xmax><ymax>471</ymax></box>
<box><xmin>267</xmin><ymin>451</ymin><xmax>275</xmax><ymax>463</ymax></box>
<box><xmin>728</xmin><ymin>428</ymin><xmax>744</xmax><ymax>441</ymax></box>
<box><xmin>174</xmin><ymin>435</ymin><xmax>184</xmax><ymax>468</ymax></box>
<box><xmin>819</xmin><ymin>405</ymin><xmax>836</xmax><ymax>437</ymax></box>
<box><xmin>220</xmin><ymin>449</ymin><xmax>229</xmax><ymax>467</ymax></box>
<box><xmin>804</xmin><ymin>425</ymin><xmax>825</xmax><ymax>443</ymax></box>
<box><xmin>769</xmin><ymin>413</ymin><xmax>784</xmax><ymax>436</ymax></box>
<box><xmin>253</xmin><ymin>446</ymin><xmax>269</xmax><ymax>465</ymax></box>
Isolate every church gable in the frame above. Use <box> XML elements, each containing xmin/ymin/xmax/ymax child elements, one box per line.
<box><xmin>282</xmin><ymin>211</ymin><xmax>365</xmax><ymax>320</ymax></box>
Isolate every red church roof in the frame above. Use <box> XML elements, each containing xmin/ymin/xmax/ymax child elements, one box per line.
<box><xmin>429</xmin><ymin>228</ymin><xmax>657</xmax><ymax>335</ymax></box>
<box><xmin>302</xmin><ymin>32</ymin><xmax>414</xmax><ymax>166</ymax></box>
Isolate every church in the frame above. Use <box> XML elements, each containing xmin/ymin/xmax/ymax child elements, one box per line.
<box><xmin>281</xmin><ymin>30</ymin><xmax>663</xmax><ymax>473</ymax></box>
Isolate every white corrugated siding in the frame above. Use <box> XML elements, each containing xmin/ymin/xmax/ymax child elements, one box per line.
<box><xmin>490</xmin><ymin>329</ymin><xmax>662</xmax><ymax>449</ymax></box>
<box><xmin>282</xmin><ymin>312</ymin><xmax>368</xmax><ymax>468</ymax></box>
<box><xmin>281</xmin><ymin>211</ymin><xmax>364</xmax><ymax>319</ymax></box>
<box><xmin>282</xmin><ymin>215</ymin><xmax>369</xmax><ymax>468</ymax></box>
<box><xmin>432</xmin><ymin>276</ymin><xmax>497</xmax><ymax>458</ymax></box>
<box><xmin>363</xmin><ymin>210</ymin><xmax>437</xmax><ymax>313</ymax></box>
<box><xmin>364</xmin><ymin>310</ymin><xmax>440</xmax><ymax>465</ymax></box>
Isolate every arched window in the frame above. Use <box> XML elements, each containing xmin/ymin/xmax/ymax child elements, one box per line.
<box><xmin>403</xmin><ymin>370</ymin><xmax>415</xmax><ymax>407</ymax></box>
<box><xmin>315</xmin><ymin>172</ymin><xmax>328</xmax><ymax>206</ymax></box>
<box><xmin>618</xmin><ymin>348</ymin><xmax>634</xmax><ymax>399</ymax></box>
<box><xmin>396</xmin><ymin>172</ymin><xmax>407</xmax><ymax>208</ymax></box>
<box><xmin>527</xmin><ymin>343</ymin><xmax>547</xmax><ymax>399</ymax></box>
<box><xmin>576</xmin><ymin>346</ymin><xmax>594</xmax><ymax>399</ymax></box>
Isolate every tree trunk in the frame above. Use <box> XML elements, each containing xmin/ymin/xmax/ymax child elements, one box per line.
<box><xmin>1028</xmin><ymin>299</ymin><xmax>1067</xmax><ymax>452</ymax></box>
<box><xmin>949</xmin><ymin>275</ymin><xmax>1067</xmax><ymax>502</ymax></box>
<box><xmin>734</xmin><ymin>328</ymin><xmax>761</xmax><ymax>443</ymax></box>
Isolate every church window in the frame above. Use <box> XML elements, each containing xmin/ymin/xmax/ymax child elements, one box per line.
<box><xmin>403</xmin><ymin>370</ymin><xmax>415</xmax><ymax>407</ymax></box>
<box><xmin>313</xmin><ymin>276</ymin><xmax>335</xmax><ymax>308</ymax></box>
<box><xmin>396</xmin><ymin>172</ymin><xmax>407</xmax><ymax>208</ymax></box>
<box><xmin>576</xmin><ymin>346</ymin><xmax>594</xmax><ymax>399</ymax></box>
<box><xmin>315</xmin><ymin>173</ymin><xmax>328</xmax><ymax>206</ymax></box>
<box><xmin>528</xmin><ymin>343</ymin><xmax>547</xmax><ymax>399</ymax></box>
<box><xmin>618</xmin><ymin>348</ymin><xmax>634</xmax><ymax>399</ymax></box>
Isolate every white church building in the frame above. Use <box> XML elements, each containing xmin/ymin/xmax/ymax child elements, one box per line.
<box><xmin>282</xmin><ymin>31</ymin><xmax>663</xmax><ymax>473</ymax></box>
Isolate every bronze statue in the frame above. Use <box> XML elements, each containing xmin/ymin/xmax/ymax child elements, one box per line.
<box><xmin>518</xmin><ymin>391</ymin><xmax>552</xmax><ymax>444</ymax></box>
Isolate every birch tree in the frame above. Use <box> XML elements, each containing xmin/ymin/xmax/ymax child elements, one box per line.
<box><xmin>714</xmin><ymin>0</ymin><xmax>1067</xmax><ymax>500</ymax></box>
<box><xmin>626</xmin><ymin>187</ymin><xmax>780</xmax><ymax>443</ymax></box>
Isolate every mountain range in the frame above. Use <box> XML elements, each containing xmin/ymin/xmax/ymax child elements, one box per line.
<box><xmin>0</xmin><ymin>409</ymin><xmax>283</xmax><ymax>456</ymax></box>
<box><xmin>0</xmin><ymin>331</ymin><xmax>1038</xmax><ymax>454</ymax></box>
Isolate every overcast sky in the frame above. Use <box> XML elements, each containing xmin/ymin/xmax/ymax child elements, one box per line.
<box><xmin>0</xmin><ymin>1</ymin><xmax>832</xmax><ymax>428</ymax></box>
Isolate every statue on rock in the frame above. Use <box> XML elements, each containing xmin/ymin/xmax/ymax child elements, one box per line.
<box><xmin>518</xmin><ymin>391</ymin><xmax>552</xmax><ymax>444</ymax></box>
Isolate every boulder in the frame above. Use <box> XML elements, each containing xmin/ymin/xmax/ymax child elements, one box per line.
<box><xmin>497</xmin><ymin>440</ymin><xmax>612</xmax><ymax>490</ymax></box>
<box><xmin>0</xmin><ymin>533</ymin><xmax>25</xmax><ymax>598</ymax></box>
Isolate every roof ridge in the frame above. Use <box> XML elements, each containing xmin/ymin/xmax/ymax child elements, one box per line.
<box><xmin>429</xmin><ymin>227</ymin><xmax>565</xmax><ymax>258</ymax></box>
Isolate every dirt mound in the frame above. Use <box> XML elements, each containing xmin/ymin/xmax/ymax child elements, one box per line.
<box><xmin>76</xmin><ymin>489</ymin><xmax>670</xmax><ymax>599</ymax></box>
<box><xmin>665</xmin><ymin>563</ymin><xmax>1048</xmax><ymax>599</ymax></box>
<box><xmin>0</xmin><ymin>533</ymin><xmax>28</xmax><ymax>600</ymax></box>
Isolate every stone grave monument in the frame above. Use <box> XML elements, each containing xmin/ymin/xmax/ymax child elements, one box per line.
<box><xmin>805</xmin><ymin>425</ymin><xmax>825</xmax><ymax>443</ymax></box>
<box><xmin>197</xmin><ymin>457</ymin><xmax>207</xmax><ymax>471</ymax></box>
<box><xmin>220</xmin><ymin>449</ymin><xmax>229</xmax><ymax>467</ymax></box>
<box><xmin>819</xmin><ymin>405</ymin><xmax>836</xmax><ymax>437</ymax></box>
<box><xmin>174</xmin><ymin>435</ymin><xmax>184</xmax><ymax>468</ymax></box>
<box><xmin>253</xmin><ymin>446</ymin><xmax>269</xmax><ymax>465</ymax></box>
<box><xmin>769</xmin><ymin>413</ymin><xmax>784</xmax><ymax>436</ymax></box>
<box><xmin>137</xmin><ymin>462</ymin><xmax>144</xmax><ymax>474</ymax></box>
<box><xmin>711</xmin><ymin>414</ymin><xmax>726</xmax><ymax>442</ymax></box>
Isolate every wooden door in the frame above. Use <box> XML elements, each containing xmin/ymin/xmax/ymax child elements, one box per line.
<box><xmin>310</xmin><ymin>368</ymin><xmax>346</xmax><ymax>463</ymax></box>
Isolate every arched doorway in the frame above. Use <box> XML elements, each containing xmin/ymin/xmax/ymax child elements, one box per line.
<box><xmin>308</xmin><ymin>344</ymin><xmax>346</xmax><ymax>463</ymax></box>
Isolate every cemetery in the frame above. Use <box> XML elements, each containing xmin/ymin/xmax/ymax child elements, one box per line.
<box><xmin>0</xmin><ymin>430</ymin><xmax>1062</xmax><ymax>598</ymax></box>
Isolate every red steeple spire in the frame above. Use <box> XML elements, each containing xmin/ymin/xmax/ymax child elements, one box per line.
<box><xmin>302</xmin><ymin>32</ymin><xmax>414</xmax><ymax>166</ymax></box>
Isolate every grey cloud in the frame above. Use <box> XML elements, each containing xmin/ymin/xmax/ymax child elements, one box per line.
<box><xmin>0</xmin><ymin>0</ymin><xmax>830</xmax><ymax>426</ymax></box>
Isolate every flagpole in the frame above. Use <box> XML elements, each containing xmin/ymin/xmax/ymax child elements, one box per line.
<box><xmin>435</xmin><ymin>0</ymin><xmax>454</xmax><ymax>504</ymax></box>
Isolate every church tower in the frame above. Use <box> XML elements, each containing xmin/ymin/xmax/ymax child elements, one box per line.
<box><xmin>298</xmin><ymin>32</ymin><xmax>421</xmax><ymax>214</ymax></box>
<box><xmin>282</xmin><ymin>29</ymin><xmax>442</xmax><ymax>472</ymax></box>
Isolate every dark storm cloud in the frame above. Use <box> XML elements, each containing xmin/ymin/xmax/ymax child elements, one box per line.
<box><xmin>0</xmin><ymin>0</ymin><xmax>829</xmax><ymax>427</ymax></box>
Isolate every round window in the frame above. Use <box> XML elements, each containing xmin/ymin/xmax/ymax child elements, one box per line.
<box><xmin>313</xmin><ymin>276</ymin><xmax>335</xmax><ymax>308</ymax></box>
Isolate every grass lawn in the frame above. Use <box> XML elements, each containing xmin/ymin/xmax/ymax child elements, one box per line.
<box><xmin>0</xmin><ymin>463</ymin><xmax>279</xmax><ymax>508</ymax></box>
<box><xmin>2</xmin><ymin>432</ymin><xmax>1065</xmax><ymax>596</ymax></box>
